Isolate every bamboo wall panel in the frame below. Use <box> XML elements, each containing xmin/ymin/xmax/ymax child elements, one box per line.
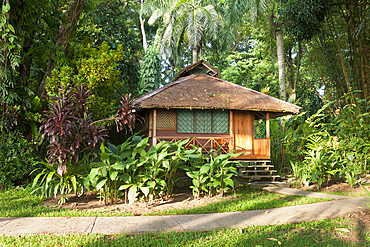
<box><xmin>156</xmin><ymin>109</ymin><xmax>176</xmax><ymax>129</ymax></box>
<box><xmin>233</xmin><ymin>110</ymin><xmax>254</xmax><ymax>154</ymax></box>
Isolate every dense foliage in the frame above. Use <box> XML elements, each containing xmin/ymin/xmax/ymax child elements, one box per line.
<box><xmin>1</xmin><ymin>0</ymin><xmax>369</xmax><ymax>202</ymax></box>
<box><xmin>0</xmin><ymin>129</ymin><xmax>36</xmax><ymax>188</ymax></box>
<box><xmin>271</xmin><ymin>94</ymin><xmax>370</xmax><ymax>188</ymax></box>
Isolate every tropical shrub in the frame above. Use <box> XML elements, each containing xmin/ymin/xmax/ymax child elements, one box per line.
<box><xmin>31</xmin><ymin>157</ymin><xmax>89</xmax><ymax>205</ymax></box>
<box><xmin>333</xmin><ymin>94</ymin><xmax>370</xmax><ymax>187</ymax></box>
<box><xmin>271</xmin><ymin>103</ymin><xmax>330</xmax><ymax>173</ymax></box>
<box><xmin>85</xmin><ymin>136</ymin><xmax>168</xmax><ymax>204</ymax></box>
<box><xmin>286</xmin><ymin>93</ymin><xmax>370</xmax><ymax>188</ymax></box>
<box><xmin>39</xmin><ymin>83</ymin><xmax>107</xmax><ymax>177</ymax></box>
<box><xmin>185</xmin><ymin>150</ymin><xmax>242</xmax><ymax>198</ymax></box>
<box><xmin>291</xmin><ymin>134</ymin><xmax>340</xmax><ymax>189</ymax></box>
<box><xmin>32</xmin><ymin>83</ymin><xmax>107</xmax><ymax>203</ymax></box>
<box><xmin>0</xmin><ymin>129</ymin><xmax>36</xmax><ymax>188</ymax></box>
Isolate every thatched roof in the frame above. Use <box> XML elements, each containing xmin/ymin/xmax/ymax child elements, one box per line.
<box><xmin>172</xmin><ymin>60</ymin><xmax>221</xmax><ymax>82</ymax></box>
<box><xmin>133</xmin><ymin>73</ymin><xmax>301</xmax><ymax>118</ymax></box>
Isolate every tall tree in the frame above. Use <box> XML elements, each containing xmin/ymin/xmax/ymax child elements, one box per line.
<box><xmin>143</xmin><ymin>0</ymin><xmax>223</xmax><ymax>65</ymax></box>
<box><xmin>226</xmin><ymin>0</ymin><xmax>289</xmax><ymax>101</ymax></box>
<box><xmin>277</xmin><ymin>0</ymin><xmax>370</xmax><ymax>101</ymax></box>
<box><xmin>37</xmin><ymin>0</ymin><xmax>85</xmax><ymax>103</ymax></box>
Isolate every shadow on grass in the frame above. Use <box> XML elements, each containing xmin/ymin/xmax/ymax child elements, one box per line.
<box><xmin>80</xmin><ymin>219</ymin><xmax>369</xmax><ymax>247</ymax></box>
<box><xmin>0</xmin><ymin>186</ymin><xmax>329</xmax><ymax>217</ymax></box>
<box><xmin>144</xmin><ymin>187</ymin><xmax>330</xmax><ymax>216</ymax></box>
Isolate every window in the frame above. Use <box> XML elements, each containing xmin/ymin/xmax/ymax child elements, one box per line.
<box><xmin>177</xmin><ymin>109</ymin><xmax>229</xmax><ymax>133</ymax></box>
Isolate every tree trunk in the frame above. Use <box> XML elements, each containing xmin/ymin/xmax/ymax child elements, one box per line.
<box><xmin>139</xmin><ymin>0</ymin><xmax>147</xmax><ymax>53</ymax></box>
<box><xmin>294</xmin><ymin>41</ymin><xmax>302</xmax><ymax>98</ymax></box>
<box><xmin>37</xmin><ymin>0</ymin><xmax>85</xmax><ymax>103</ymax></box>
<box><xmin>192</xmin><ymin>48</ymin><xmax>199</xmax><ymax>64</ymax></box>
<box><xmin>2</xmin><ymin>0</ymin><xmax>10</xmax><ymax>115</ymax></box>
<box><xmin>276</xmin><ymin>29</ymin><xmax>286</xmax><ymax>101</ymax></box>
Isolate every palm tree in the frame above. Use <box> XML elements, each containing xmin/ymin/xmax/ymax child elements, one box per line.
<box><xmin>143</xmin><ymin>0</ymin><xmax>223</xmax><ymax>64</ymax></box>
<box><xmin>226</xmin><ymin>0</ymin><xmax>287</xmax><ymax>101</ymax></box>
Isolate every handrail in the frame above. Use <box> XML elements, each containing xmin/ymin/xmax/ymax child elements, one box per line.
<box><xmin>156</xmin><ymin>136</ymin><xmax>231</xmax><ymax>153</ymax></box>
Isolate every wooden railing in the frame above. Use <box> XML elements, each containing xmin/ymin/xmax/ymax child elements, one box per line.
<box><xmin>156</xmin><ymin>136</ymin><xmax>231</xmax><ymax>154</ymax></box>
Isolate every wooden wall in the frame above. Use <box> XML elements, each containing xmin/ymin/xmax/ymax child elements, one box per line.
<box><xmin>233</xmin><ymin>110</ymin><xmax>254</xmax><ymax>155</ymax></box>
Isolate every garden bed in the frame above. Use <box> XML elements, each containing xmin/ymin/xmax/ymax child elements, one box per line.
<box><xmin>1</xmin><ymin>185</ymin><xmax>331</xmax><ymax>217</ymax></box>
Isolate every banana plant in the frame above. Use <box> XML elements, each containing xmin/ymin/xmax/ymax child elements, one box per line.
<box><xmin>84</xmin><ymin>143</ymin><xmax>124</xmax><ymax>204</ymax></box>
<box><xmin>203</xmin><ymin>151</ymin><xmax>241</xmax><ymax>197</ymax></box>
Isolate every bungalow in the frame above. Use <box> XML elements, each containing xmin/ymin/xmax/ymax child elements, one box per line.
<box><xmin>133</xmin><ymin>60</ymin><xmax>301</xmax><ymax>161</ymax></box>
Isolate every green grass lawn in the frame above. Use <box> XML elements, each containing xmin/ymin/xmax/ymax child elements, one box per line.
<box><xmin>310</xmin><ymin>190</ymin><xmax>368</xmax><ymax>197</ymax></box>
<box><xmin>0</xmin><ymin>218</ymin><xmax>368</xmax><ymax>246</ymax></box>
<box><xmin>0</xmin><ymin>185</ymin><xmax>331</xmax><ymax>217</ymax></box>
<box><xmin>144</xmin><ymin>186</ymin><xmax>332</xmax><ymax>216</ymax></box>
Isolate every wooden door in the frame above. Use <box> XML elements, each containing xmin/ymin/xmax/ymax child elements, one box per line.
<box><xmin>233</xmin><ymin>110</ymin><xmax>254</xmax><ymax>154</ymax></box>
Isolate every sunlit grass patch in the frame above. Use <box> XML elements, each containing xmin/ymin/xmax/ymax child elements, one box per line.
<box><xmin>0</xmin><ymin>217</ymin><xmax>368</xmax><ymax>246</ymax></box>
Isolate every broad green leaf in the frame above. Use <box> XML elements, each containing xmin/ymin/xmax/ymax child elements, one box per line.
<box><xmin>118</xmin><ymin>184</ymin><xmax>131</xmax><ymax>190</ymax></box>
<box><xmin>140</xmin><ymin>187</ymin><xmax>150</xmax><ymax>197</ymax></box>
<box><xmin>200</xmin><ymin>164</ymin><xmax>210</xmax><ymax>174</ymax></box>
<box><xmin>107</xmin><ymin>143</ymin><xmax>118</xmax><ymax>154</ymax></box>
<box><xmin>224</xmin><ymin>178</ymin><xmax>234</xmax><ymax>187</ymax></box>
<box><xmin>2</xmin><ymin>4</ymin><xmax>10</xmax><ymax>13</ymax></box>
<box><xmin>101</xmin><ymin>166</ymin><xmax>107</xmax><ymax>177</ymax></box>
<box><xmin>128</xmin><ymin>185</ymin><xmax>138</xmax><ymax>204</ymax></box>
<box><xmin>32</xmin><ymin>172</ymin><xmax>44</xmax><ymax>188</ymax></box>
<box><xmin>147</xmin><ymin>181</ymin><xmax>156</xmax><ymax>188</ymax></box>
<box><xmin>8</xmin><ymin>24</ymin><xmax>14</xmax><ymax>33</ymax></box>
<box><xmin>119</xmin><ymin>174</ymin><xmax>130</xmax><ymax>183</ymax></box>
<box><xmin>109</xmin><ymin>171</ymin><xmax>118</xmax><ymax>180</ymax></box>
<box><xmin>163</xmin><ymin>160</ymin><xmax>170</xmax><ymax>168</ymax></box>
<box><xmin>148</xmin><ymin>146</ymin><xmax>157</xmax><ymax>159</ymax></box>
<box><xmin>212</xmin><ymin>180</ymin><xmax>221</xmax><ymax>187</ymax></box>
<box><xmin>99</xmin><ymin>142</ymin><xmax>105</xmax><ymax>153</ymax></box>
<box><xmin>101</xmin><ymin>152</ymin><xmax>109</xmax><ymax>163</ymax></box>
<box><xmin>46</xmin><ymin>171</ymin><xmax>55</xmax><ymax>182</ymax></box>
<box><xmin>70</xmin><ymin>176</ymin><xmax>77</xmax><ymax>194</ymax></box>
<box><xmin>96</xmin><ymin>178</ymin><xmax>107</xmax><ymax>190</ymax></box>
<box><xmin>136</xmin><ymin>137</ymin><xmax>149</xmax><ymax>148</ymax></box>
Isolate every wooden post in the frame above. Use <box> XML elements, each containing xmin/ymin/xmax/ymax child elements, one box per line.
<box><xmin>229</xmin><ymin>110</ymin><xmax>234</xmax><ymax>151</ymax></box>
<box><xmin>148</xmin><ymin>109</ymin><xmax>152</xmax><ymax>139</ymax></box>
<box><xmin>153</xmin><ymin>109</ymin><xmax>157</xmax><ymax>146</ymax></box>
<box><xmin>266</xmin><ymin>112</ymin><xmax>270</xmax><ymax>138</ymax></box>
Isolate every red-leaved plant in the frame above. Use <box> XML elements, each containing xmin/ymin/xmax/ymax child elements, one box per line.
<box><xmin>115</xmin><ymin>94</ymin><xmax>143</xmax><ymax>134</ymax></box>
<box><xmin>93</xmin><ymin>94</ymin><xmax>143</xmax><ymax>134</ymax></box>
<box><xmin>39</xmin><ymin>84</ymin><xmax>108</xmax><ymax>176</ymax></box>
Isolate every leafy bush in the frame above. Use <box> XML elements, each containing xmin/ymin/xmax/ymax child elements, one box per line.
<box><xmin>39</xmin><ymin>83</ymin><xmax>107</xmax><ymax>177</ymax></box>
<box><xmin>31</xmin><ymin>157</ymin><xmax>89</xmax><ymax>205</ymax></box>
<box><xmin>32</xmin><ymin>83</ymin><xmax>107</xmax><ymax>203</ymax></box>
<box><xmin>285</xmin><ymin>93</ymin><xmax>370</xmax><ymax>188</ymax></box>
<box><xmin>85</xmin><ymin>136</ymin><xmax>242</xmax><ymax>204</ymax></box>
<box><xmin>291</xmin><ymin>134</ymin><xmax>339</xmax><ymax>189</ymax></box>
<box><xmin>185</xmin><ymin>151</ymin><xmax>242</xmax><ymax>198</ymax></box>
<box><xmin>0</xmin><ymin>130</ymin><xmax>36</xmax><ymax>188</ymax></box>
<box><xmin>86</xmin><ymin>137</ymin><xmax>194</xmax><ymax>204</ymax></box>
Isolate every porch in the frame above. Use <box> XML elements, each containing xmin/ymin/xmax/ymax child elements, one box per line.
<box><xmin>146</xmin><ymin>108</ymin><xmax>271</xmax><ymax>160</ymax></box>
<box><xmin>153</xmin><ymin>136</ymin><xmax>270</xmax><ymax>159</ymax></box>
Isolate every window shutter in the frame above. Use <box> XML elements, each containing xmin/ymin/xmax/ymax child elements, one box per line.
<box><xmin>213</xmin><ymin>110</ymin><xmax>229</xmax><ymax>133</ymax></box>
<box><xmin>195</xmin><ymin>110</ymin><xmax>212</xmax><ymax>133</ymax></box>
<box><xmin>177</xmin><ymin>109</ymin><xmax>194</xmax><ymax>133</ymax></box>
